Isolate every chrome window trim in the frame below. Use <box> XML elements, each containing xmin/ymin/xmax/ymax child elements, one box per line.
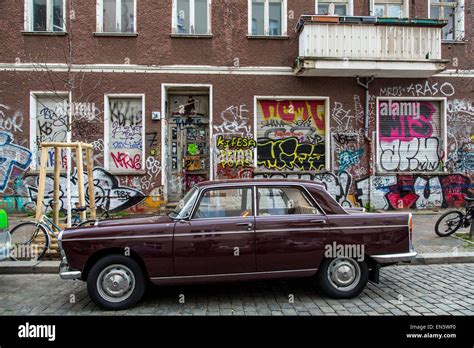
<box><xmin>187</xmin><ymin>216</ymin><xmax>254</xmax><ymax>222</ymax></box>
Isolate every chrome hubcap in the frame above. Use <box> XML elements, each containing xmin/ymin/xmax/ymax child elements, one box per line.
<box><xmin>97</xmin><ymin>264</ymin><xmax>135</xmax><ymax>303</ymax></box>
<box><xmin>327</xmin><ymin>258</ymin><xmax>361</xmax><ymax>292</ymax></box>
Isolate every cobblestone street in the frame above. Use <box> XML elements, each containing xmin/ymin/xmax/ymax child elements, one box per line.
<box><xmin>0</xmin><ymin>263</ymin><xmax>473</xmax><ymax>316</ymax></box>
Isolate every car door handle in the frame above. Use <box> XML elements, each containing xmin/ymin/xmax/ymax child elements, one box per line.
<box><xmin>310</xmin><ymin>219</ymin><xmax>327</xmax><ymax>224</ymax></box>
<box><xmin>236</xmin><ymin>222</ymin><xmax>253</xmax><ymax>227</ymax></box>
<box><xmin>235</xmin><ymin>222</ymin><xmax>253</xmax><ymax>231</ymax></box>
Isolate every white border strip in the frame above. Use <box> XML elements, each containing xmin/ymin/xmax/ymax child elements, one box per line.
<box><xmin>0</xmin><ymin>63</ymin><xmax>294</xmax><ymax>76</ymax></box>
<box><xmin>1</xmin><ymin>64</ymin><xmax>473</xmax><ymax>77</ymax></box>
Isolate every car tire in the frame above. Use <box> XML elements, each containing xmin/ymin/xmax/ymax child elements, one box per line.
<box><xmin>87</xmin><ymin>254</ymin><xmax>146</xmax><ymax>310</ymax></box>
<box><xmin>316</xmin><ymin>257</ymin><xmax>369</xmax><ymax>299</ymax></box>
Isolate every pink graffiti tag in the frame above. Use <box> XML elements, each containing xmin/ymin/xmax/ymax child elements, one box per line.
<box><xmin>379</xmin><ymin>101</ymin><xmax>437</xmax><ymax>142</ymax></box>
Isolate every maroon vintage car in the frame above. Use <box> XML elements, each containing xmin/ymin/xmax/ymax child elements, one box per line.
<box><xmin>59</xmin><ymin>179</ymin><xmax>417</xmax><ymax>310</ymax></box>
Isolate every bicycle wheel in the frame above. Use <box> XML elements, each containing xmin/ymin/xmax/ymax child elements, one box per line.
<box><xmin>9</xmin><ymin>222</ymin><xmax>49</xmax><ymax>261</ymax></box>
<box><xmin>435</xmin><ymin>211</ymin><xmax>464</xmax><ymax>237</ymax></box>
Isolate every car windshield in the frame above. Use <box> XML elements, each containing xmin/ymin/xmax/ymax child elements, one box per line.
<box><xmin>168</xmin><ymin>186</ymin><xmax>200</xmax><ymax>219</ymax></box>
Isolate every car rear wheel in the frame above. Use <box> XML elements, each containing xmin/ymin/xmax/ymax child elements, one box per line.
<box><xmin>316</xmin><ymin>257</ymin><xmax>369</xmax><ymax>299</ymax></box>
<box><xmin>87</xmin><ymin>254</ymin><xmax>146</xmax><ymax>310</ymax></box>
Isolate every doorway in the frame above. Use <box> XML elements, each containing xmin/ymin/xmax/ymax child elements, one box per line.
<box><xmin>163</xmin><ymin>86</ymin><xmax>212</xmax><ymax>202</ymax></box>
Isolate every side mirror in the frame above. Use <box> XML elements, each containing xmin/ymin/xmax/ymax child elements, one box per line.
<box><xmin>0</xmin><ymin>209</ymin><xmax>8</xmax><ymax>230</ymax></box>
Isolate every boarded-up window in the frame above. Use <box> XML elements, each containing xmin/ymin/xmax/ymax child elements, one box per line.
<box><xmin>34</xmin><ymin>95</ymin><xmax>68</xmax><ymax>170</ymax></box>
<box><xmin>107</xmin><ymin>97</ymin><xmax>144</xmax><ymax>173</ymax></box>
<box><xmin>256</xmin><ymin>99</ymin><xmax>327</xmax><ymax>172</ymax></box>
<box><xmin>377</xmin><ymin>99</ymin><xmax>444</xmax><ymax>172</ymax></box>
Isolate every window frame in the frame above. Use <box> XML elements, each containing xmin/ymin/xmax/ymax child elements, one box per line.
<box><xmin>428</xmin><ymin>0</ymin><xmax>465</xmax><ymax>42</ymax></box>
<box><xmin>248</xmin><ymin>0</ymin><xmax>288</xmax><ymax>37</ymax></box>
<box><xmin>24</xmin><ymin>0</ymin><xmax>66</xmax><ymax>32</ymax></box>
<box><xmin>171</xmin><ymin>0</ymin><xmax>212</xmax><ymax>35</ymax></box>
<box><xmin>315</xmin><ymin>0</ymin><xmax>353</xmax><ymax>16</ymax></box>
<box><xmin>191</xmin><ymin>186</ymin><xmax>255</xmax><ymax>220</ymax></box>
<box><xmin>256</xmin><ymin>185</ymin><xmax>323</xmax><ymax>217</ymax></box>
<box><xmin>96</xmin><ymin>0</ymin><xmax>137</xmax><ymax>34</ymax></box>
<box><xmin>104</xmin><ymin>93</ymin><xmax>146</xmax><ymax>174</ymax></box>
<box><xmin>29</xmin><ymin>91</ymin><xmax>69</xmax><ymax>171</ymax></box>
<box><xmin>375</xmin><ymin>96</ymin><xmax>448</xmax><ymax>175</ymax></box>
<box><xmin>370</xmin><ymin>0</ymin><xmax>409</xmax><ymax>17</ymax></box>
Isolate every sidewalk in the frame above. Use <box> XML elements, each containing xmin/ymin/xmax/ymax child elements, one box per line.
<box><xmin>1</xmin><ymin>210</ymin><xmax>473</xmax><ymax>274</ymax></box>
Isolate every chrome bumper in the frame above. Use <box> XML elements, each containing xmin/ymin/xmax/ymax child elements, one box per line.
<box><xmin>59</xmin><ymin>257</ymin><xmax>82</xmax><ymax>280</ymax></box>
<box><xmin>371</xmin><ymin>251</ymin><xmax>418</xmax><ymax>264</ymax></box>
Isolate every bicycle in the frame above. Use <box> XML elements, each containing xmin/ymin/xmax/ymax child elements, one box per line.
<box><xmin>434</xmin><ymin>197</ymin><xmax>474</xmax><ymax>237</ymax></box>
<box><xmin>9</xmin><ymin>204</ymin><xmax>110</xmax><ymax>261</ymax></box>
<box><xmin>9</xmin><ymin>210</ymin><xmax>63</xmax><ymax>261</ymax></box>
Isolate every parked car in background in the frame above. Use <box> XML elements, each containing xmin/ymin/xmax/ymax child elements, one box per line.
<box><xmin>59</xmin><ymin>179</ymin><xmax>416</xmax><ymax>310</ymax></box>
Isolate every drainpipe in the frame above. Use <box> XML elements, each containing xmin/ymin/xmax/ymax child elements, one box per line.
<box><xmin>356</xmin><ymin>76</ymin><xmax>375</xmax><ymax>208</ymax></box>
<box><xmin>356</xmin><ymin>76</ymin><xmax>375</xmax><ymax>142</ymax></box>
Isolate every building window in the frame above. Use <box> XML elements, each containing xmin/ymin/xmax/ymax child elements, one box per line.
<box><xmin>25</xmin><ymin>0</ymin><xmax>65</xmax><ymax>32</ymax></box>
<box><xmin>30</xmin><ymin>93</ymin><xmax>69</xmax><ymax>170</ymax></box>
<box><xmin>376</xmin><ymin>98</ymin><xmax>446</xmax><ymax>173</ymax></box>
<box><xmin>172</xmin><ymin>0</ymin><xmax>211</xmax><ymax>35</ymax></box>
<box><xmin>97</xmin><ymin>0</ymin><xmax>136</xmax><ymax>33</ymax></box>
<box><xmin>429</xmin><ymin>0</ymin><xmax>464</xmax><ymax>41</ymax></box>
<box><xmin>255</xmin><ymin>98</ymin><xmax>329</xmax><ymax>172</ymax></box>
<box><xmin>316</xmin><ymin>0</ymin><xmax>352</xmax><ymax>16</ymax></box>
<box><xmin>249</xmin><ymin>0</ymin><xmax>287</xmax><ymax>36</ymax></box>
<box><xmin>372</xmin><ymin>0</ymin><xmax>407</xmax><ymax>17</ymax></box>
<box><xmin>105</xmin><ymin>95</ymin><xmax>145</xmax><ymax>174</ymax></box>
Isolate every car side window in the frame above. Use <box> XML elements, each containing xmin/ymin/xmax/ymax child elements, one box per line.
<box><xmin>193</xmin><ymin>187</ymin><xmax>253</xmax><ymax>219</ymax></box>
<box><xmin>257</xmin><ymin>187</ymin><xmax>319</xmax><ymax>216</ymax></box>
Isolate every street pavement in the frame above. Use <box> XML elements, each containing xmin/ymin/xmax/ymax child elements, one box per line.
<box><xmin>0</xmin><ymin>263</ymin><xmax>473</xmax><ymax>315</ymax></box>
<box><xmin>410</xmin><ymin>212</ymin><xmax>473</xmax><ymax>254</ymax></box>
<box><xmin>1</xmin><ymin>210</ymin><xmax>473</xmax><ymax>316</ymax></box>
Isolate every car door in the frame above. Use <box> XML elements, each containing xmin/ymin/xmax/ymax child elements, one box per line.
<box><xmin>173</xmin><ymin>186</ymin><xmax>256</xmax><ymax>276</ymax></box>
<box><xmin>255</xmin><ymin>185</ymin><xmax>328</xmax><ymax>272</ymax></box>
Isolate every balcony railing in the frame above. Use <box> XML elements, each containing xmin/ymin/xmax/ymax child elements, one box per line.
<box><xmin>294</xmin><ymin>16</ymin><xmax>448</xmax><ymax>78</ymax></box>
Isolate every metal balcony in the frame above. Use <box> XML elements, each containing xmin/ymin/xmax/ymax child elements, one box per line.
<box><xmin>294</xmin><ymin>15</ymin><xmax>448</xmax><ymax>78</ymax></box>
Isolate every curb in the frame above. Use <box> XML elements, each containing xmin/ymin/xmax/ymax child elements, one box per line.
<box><xmin>1</xmin><ymin>253</ymin><xmax>474</xmax><ymax>274</ymax></box>
<box><xmin>0</xmin><ymin>261</ymin><xmax>59</xmax><ymax>274</ymax></box>
<box><xmin>411</xmin><ymin>252</ymin><xmax>474</xmax><ymax>265</ymax></box>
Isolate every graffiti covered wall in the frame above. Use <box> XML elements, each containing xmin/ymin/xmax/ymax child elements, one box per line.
<box><xmin>0</xmin><ymin>75</ymin><xmax>472</xmax><ymax>213</ymax></box>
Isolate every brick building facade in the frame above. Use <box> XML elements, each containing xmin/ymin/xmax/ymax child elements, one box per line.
<box><xmin>0</xmin><ymin>0</ymin><xmax>472</xmax><ymax>214</ymax></box>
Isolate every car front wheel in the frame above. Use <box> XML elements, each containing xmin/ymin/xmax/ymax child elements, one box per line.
<box><xmin>87</xmin><ymin>254</ymin><xmax>146</xmax><ymax>310</ymax></box>
<box><xmin>316</xmin><ymin>257</ymin><xmax>369</xmax><ymax>299</ymax></box>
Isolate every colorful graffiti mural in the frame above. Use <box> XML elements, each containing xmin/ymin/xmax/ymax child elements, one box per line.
<box><xmin>257</xmin><ymin>99</ymin><xmax>327</xmax><ymax>172</ymax></box>
<box><xmin>0</xmin><ymin>132</ymin><xmax>32</xmax><ymax>192</ymax></box>
<box><xmin>378</xmin><ymin>99</ymin><xmax>444</xmax><ymax>173</ymax></box>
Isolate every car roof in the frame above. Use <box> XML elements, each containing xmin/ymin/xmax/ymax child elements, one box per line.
<box><xmin>195</xmin><ymin>178</ymin><xmax>325</xmax><ymax>188</ymax></box>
